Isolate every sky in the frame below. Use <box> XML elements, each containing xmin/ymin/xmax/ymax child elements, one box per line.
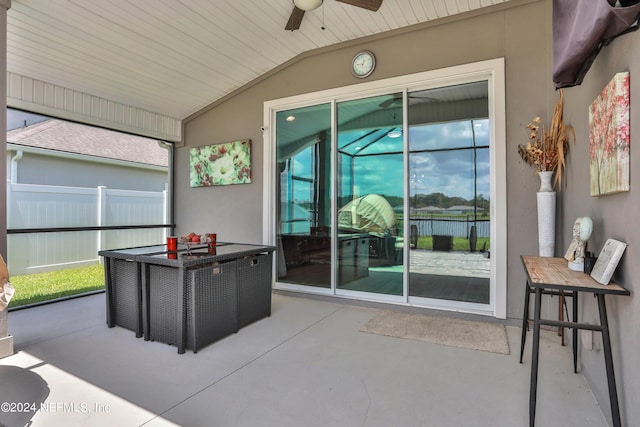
<box><xmin>7</xmin><ymin>109</ymin><xmax>48</xmax><ymax>130</ymax></box>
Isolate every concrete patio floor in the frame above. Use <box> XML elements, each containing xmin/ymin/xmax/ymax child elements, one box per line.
<box><xmin>0</xmin><ymin>292</ymin><xmax>607</xmax><ymax>427</ymax></box>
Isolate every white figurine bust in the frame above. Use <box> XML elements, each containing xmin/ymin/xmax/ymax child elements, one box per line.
<box><xmin>564</xmin><ymin>216</ymin><xmax>593</xmax><ymax>271</ymax></box>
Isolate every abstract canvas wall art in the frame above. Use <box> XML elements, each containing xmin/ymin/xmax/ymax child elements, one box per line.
<box><xmin>190</xmin><ymin>140</ymin><xmax>251</xmax><ymax>187</ymax></box>
<box><xmin>589</xmin><ymin>72</ymin><xmax>630</xmax><ymax>196</ymax></box>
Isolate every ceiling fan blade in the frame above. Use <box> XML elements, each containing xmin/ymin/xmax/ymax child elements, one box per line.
<box><xmin>408</xmin><ymin>94</ymin><xmax>439</xmax><ymax>102</ymax></box>
<box><xmin>335</xmin><ymin>0</ymin><xmax>383</xmax><ymax>12</ymax></box>
<box><xmin>285</xmin><ymin>6</ymin><xmax>305</xmax><ymax>31</ymax></box>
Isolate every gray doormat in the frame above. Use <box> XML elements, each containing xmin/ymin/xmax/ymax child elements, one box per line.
<box><xmin>360</xmin><ymin>310</ymin><xmax>510</xmax><ymax>355</ymax></box>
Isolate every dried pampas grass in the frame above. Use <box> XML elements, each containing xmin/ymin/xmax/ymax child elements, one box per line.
<box><xmin>518</xmin><ymin>89</ymin><xmax>575</xmax><ymax>189</ymax></box>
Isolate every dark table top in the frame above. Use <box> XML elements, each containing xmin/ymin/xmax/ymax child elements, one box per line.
<box><xmin>112</xmin><ymin>243</ymin><xmax>275</xmax><ymax>268</ymax></box>
<box><xmin>98</xmin><ymin>244</ymin><xmax>168</xmax><ymax>260</ymax></box>
<box><xmin>98</xmin><ymin>242</ymin><xmax>236</xmax><ymax>258</ymax></box>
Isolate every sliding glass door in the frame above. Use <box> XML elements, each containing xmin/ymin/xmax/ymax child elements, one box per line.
<box><xmin>275</xmin><ymin>103</ymin><xmax>332</xmax><ymax>288</ymax></box>
<box><xmin>267</xmin><ymin>59</ymin><xmax>505</xmax><ymax>317</ymax></box>
<box><xmin>336</xmin><ymin>94</ymin><xmax>404</xmax><ymax>296</ymax></box>
<box><xmin>407</xmin><ymin>82</ymin><xmax>491</xmax><ymax>305</ymax></box>
<box><xmin>274</xmin><ymin>87</ymin><xmax>491</xmax><ymax>302</ymax></box>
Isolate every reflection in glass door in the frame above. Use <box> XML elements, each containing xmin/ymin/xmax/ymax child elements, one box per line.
<box><xmin>275</xmin><ymin>103</ymin><xmax>332</xmax><ymax>288</ymax></box>
<box><xmin>336</xmin><ymin>94</ymin><xmax>404</xmax><ymax>295</ymax></box>
<box><xmin>273</xmin><ymin>81</ymin><xmax>492</xmax><ymax>305</ymax></box>
<box><xmin>408</xmin><ymin>82</ymin><xmax>491</xmax><ymax>305</ymax></box>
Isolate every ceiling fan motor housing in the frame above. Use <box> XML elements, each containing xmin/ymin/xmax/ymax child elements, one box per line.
<box><xmin>294</xmin><ymin>0</ymin><xmax>323</xmax><ymax>11</ymax></box>
<box><xmin>286</xmin><ymin>0</ymin><xmax>383</xmax><ymax>31</ymax></box>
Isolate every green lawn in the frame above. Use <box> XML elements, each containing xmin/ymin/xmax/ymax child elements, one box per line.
<box><xmin>8</xmin><ymin>264</ymin><xmax>105</xmax><ymax>308</ymax></box>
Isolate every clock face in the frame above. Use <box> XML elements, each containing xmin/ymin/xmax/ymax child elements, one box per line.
<box><xmin>352</xmin><ymin>51</ymin><xmax>375</xmax><ymax>78</ymax></box>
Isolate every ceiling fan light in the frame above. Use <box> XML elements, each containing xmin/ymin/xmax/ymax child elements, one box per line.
<box><xmin>294</xmin><ymin>0</ymin><xmax>323</xmax><ymax>11</ymax></box>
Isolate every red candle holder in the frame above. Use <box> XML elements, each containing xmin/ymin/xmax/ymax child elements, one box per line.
<box><xmin>207</xmin><ymin>233</ymin><xmax>217</xmax><ymax>254</ymax></box>
<box><xmin>167</xmin><ymin>236</ymin><xmax>178</xmax><ymax>252</ymax></box>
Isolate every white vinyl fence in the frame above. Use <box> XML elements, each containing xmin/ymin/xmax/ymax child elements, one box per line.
<box><xmin>7</xmin><ymin>182</ymin><xmax>169</xmax><ymax>275</ymax></box>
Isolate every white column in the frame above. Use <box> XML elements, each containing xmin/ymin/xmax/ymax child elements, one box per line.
<box><xmin>163</xmin><ymin>183</ymin><xmax>168</xmax><ymax>240</ymax></box>
<box><xmin>0</xmin><ymin>1</ymin><xmax>11</xmax><ymax>261</ymax></box>
<box><xmin>97</xmin><ymin>186</ymin><xmax>107</xmax><ymax>258</ymax></box>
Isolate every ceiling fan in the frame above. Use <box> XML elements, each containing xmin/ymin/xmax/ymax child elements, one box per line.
<box><xmin>285</xmin><ymin>0</ymin><xmax>383</xmax><ymax>31</ymax></box>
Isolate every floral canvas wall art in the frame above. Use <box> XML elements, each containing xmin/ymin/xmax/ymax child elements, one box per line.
<box><xmin>190</xmin><ymin>140</ymin><xmax>251</xmax><ymax>187</ymax></box>
<box><xmin>589</xmin><ymin>72</ymin><xmax>630</xmax><ymax>196</ymax></box>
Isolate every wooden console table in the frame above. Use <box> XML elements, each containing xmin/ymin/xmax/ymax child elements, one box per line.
<box><xmin>519</xmin><ymin>256</ymin><xmax>630</xmax><ymax>427</ymax></box>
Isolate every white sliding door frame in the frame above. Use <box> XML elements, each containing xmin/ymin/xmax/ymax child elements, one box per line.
<box><xmin>263</xmin><ymin>58</ymin><xmax>506</xmax><ymax>319</ymax></box>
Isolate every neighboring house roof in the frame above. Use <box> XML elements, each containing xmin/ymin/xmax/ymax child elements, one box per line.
<box><xmin>7</xmin><ymin>119</ymin><xmax>168</xmax><ymax>167</ymax></box>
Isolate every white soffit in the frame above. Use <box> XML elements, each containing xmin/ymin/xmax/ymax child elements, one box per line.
<box><xmin>7</xmin><ymin>0</ymin><xmax>516</xmax><ymax>124</ymax></box>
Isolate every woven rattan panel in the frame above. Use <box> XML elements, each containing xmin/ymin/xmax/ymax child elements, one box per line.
<box><xmin>111</xmin><ymin>259</ymin><xmax>140</xmax><ymax>333</ymax></box>
<box><xmin>148</xmin><ymin>265</ymin><xmax>180</xmax><ymax>346</ymax></box>
<box><xmin>186</xmin><ymin>261</ymin><xmax>238</xmax><ymax>352</ymax></box>
<box><xmin>237</xmin><ymin>253</ymin><xmax>273</xmax><ymax>329</ymax></box>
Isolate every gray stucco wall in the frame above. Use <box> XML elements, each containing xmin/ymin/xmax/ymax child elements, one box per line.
<box><xmin>559</xmin><ymin>29</ymin><xmax>640</xmax><ymax>426</ymax></box>
<box><xmin>181</xmin><ymin>1</ymin><xmax>640</xmax><ymax>423</ymax></box>
<box><xmin>10</xmin><ymin>151</ymin><xmax>168</xmax><ymax>192</ymax></box>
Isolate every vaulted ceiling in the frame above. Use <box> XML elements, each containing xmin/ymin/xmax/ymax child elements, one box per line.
<box><xmin>7</xmin><ymin>0</ymin><xmax>513</xmax><ymax>121</ymax></box>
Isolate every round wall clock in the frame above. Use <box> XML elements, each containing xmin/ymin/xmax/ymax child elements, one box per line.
<box><xmin>351</xmin><ymin>50</ymin><xmax>376</xmax><ymax>79</ymax></box>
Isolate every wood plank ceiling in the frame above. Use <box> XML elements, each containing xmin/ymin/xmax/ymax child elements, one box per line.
<box><xmin>7</xmin><ymin>0</ymin><xmax>513</xmax><ymax>121</ymax></box>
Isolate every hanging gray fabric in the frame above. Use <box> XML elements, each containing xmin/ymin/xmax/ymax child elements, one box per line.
<box><xmin>553</xmin><ymin>0</ymin><xmax>640</xmax><ymax>88</ymax></box>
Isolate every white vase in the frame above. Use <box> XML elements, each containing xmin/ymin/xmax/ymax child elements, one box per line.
<box><xmin>537</xmin><ymin>171</ymin><xmax>555</xmax><ymax>257</ymax></box>
<box><xmin>538</xmin><ymin>171</ymin><xmax>554</xmax><ymax>192</ymax></box>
